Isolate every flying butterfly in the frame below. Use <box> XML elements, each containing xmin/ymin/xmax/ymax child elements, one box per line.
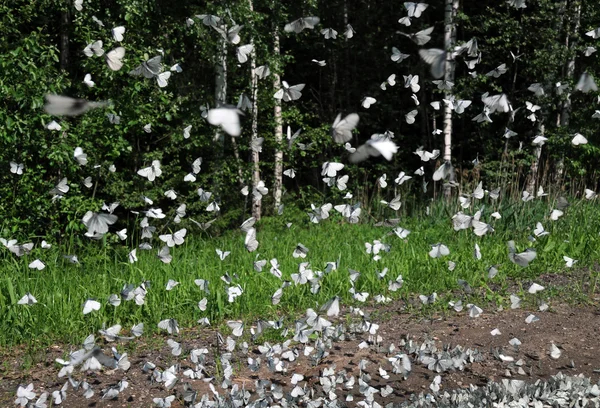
<box><xmin>105</xmin><ymin>47</ymin><xmax>126</xmax><ymax>71</ymax></box>
<box><xmin>207</xmin><ymin>106</ymin><xmax>243</xmax><ymax>136</ymax></box>
<box><xmin>274</xmin><ymin>81</ymin><xmax>305</xmax><ymax>102</ymax></box>
<box><xmin>419</xmin><ymin>48</ymin><xmax>446</xmax><ymax>79</ymax></box>
<box><xmin>44</xmin><ymin>94</ymin><xmax>108</xmax><ymax>116</ymax></box>
<box><xmin>284</xmin><ymin>16</ymin><xmax>320</xmax><ymax>33</ymax></box>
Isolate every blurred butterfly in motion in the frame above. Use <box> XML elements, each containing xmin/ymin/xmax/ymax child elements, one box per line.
<box><xmin>44</xmin><ymin>94</ymin><xmax>109</xmax><ymax>116</ymax></box>
<box><xmin>285</xmin><ymin>16</ymin><xmax>320</xmax><ymax>33</ymax></box>
<box><xmin>331</xmin><ymin>113</ymin><xmax>359</xmax><ymax>143</ymax></box>
<box><xmin>207</xmin><ymin>106</ymin><xmax>243</xmax><ymax>137</ymax></box>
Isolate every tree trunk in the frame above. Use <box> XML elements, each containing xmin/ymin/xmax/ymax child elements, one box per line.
<box><xmin>214</xmin><ymin>35</ymin><xmax>227</xmax><ymax>144</ymax></box>
<box><xmin>442</xmin><ymin>0</ymin><xmax>459</xmax><ymax>198</ymax></box>
<box><xmin>248</xmin><ymin>0</ymin><xmax>262</xmax><ymax>220</ymax></box>
<box><xmin>554</xmin><ymin>0</ymin><xmax>580</xmax><ymax>188</ymax></box>
<box><xmin>60</xmin><ymin>10</ymin><xmax>69</xmax><ymax>71</ymax></box>
<box><xmin>559</xmin><ymin>0</ymin><xmax>580</xmax><ymax>128</ymax></box>
<box><xmin>527</xmin><ymin>124</ymin><xmax>544</xmax><ymax>194</ymax></box>
<box><xmin>272</xmin><ymin>29</ymin><xmax>284</xmax><ymax>212</ymax></box>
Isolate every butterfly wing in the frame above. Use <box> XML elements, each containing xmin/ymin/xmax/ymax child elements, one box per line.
<box><xmin>105</xmin><ymin>47</ymin><xmax>126</xmax><ymax>71</ymax></box>
<box><xmin>207</xmin><ymin>107</ymin><xmax>242</xmax><ymax>136</ymax></box>
<box><xmin>331</xmin><ymin>113</ymin><xmax>359</xmax><ymax>143</ymax></box>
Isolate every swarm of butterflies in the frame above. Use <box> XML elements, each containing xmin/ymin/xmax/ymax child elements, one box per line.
<box><xmin>8</xmin><ymin>0</ymin><xmax>600</xmax><ymax>406</ymax></box>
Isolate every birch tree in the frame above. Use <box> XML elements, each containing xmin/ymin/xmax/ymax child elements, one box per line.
<box><xmin>442</xmin><ymin>0</ymin><xmax>459</xmax><ymax>197</ymax></box>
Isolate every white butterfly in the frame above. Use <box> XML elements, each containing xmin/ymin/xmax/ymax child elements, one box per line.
<box><xmin>381</xmin><ymin>74</ymin><xmax>397</xmax><ymax>90</ymax></box>
<box><xmin>112</xmin><ymin>26</ymin><xmax>126</xmax><ymax>42</ymax></box>
<box><xmin>571</xmin><ymin>133</ymin><xmax>588</xmax><ymax>146</ymax></box>
<box><xmin>82</xmin><ymin>211</ymin><xmax>118</xmax><ymax>235</ymax></box>
<box><xmin>321</xmin><ymin>28</ymin><xmax>337</xmax><ymax>39</ymax></box>
<box><xmin>467</xmin><ymin>304</ymin><xmax>483</xmax><ymax>318</ymax></box>
<box><xmin>153</xmin><ymin>396</ymin><xmax>176</xmax><ymax>408</ymax></box>
<box><xmin>405</xmin><ymin>2</ymin><xmax>428</xmax><ymax>17</ymax></box>
<box><xmin>394</xmin><ymin>171</ymin><xmax>411</xmax><ymax>185</ymax></box>
<box><xmin>563</xmin><ymin>256</ymin><xmax>577</xmax><ymax>267</ymax></box>
<box><xmin>254</xmin><ymin>64</ymin><xmax>271</xmax><ymax>78</ymax></box>
<box><xmin>158</xmin><ymin>318</ymin><xmax>179</xmax><ymax>335</ymax></box>
<box><xmin>10</xmin><ymin>161</ymin><xmax>24</xmax><ymax>175</ymax></box>
<box><xmin>321</xmin><ymin>162</ymin><xmax>344</xmax><ymax>177</ymax></box>
<box><xmin>361</xmin><ymin>96</ymin><xmax>376</xmax><ymax>109</ymax></box>
<box><xmin>344</xmin><ymin>24</ymin><xmax>355</xmax><ymax>38</ymax></box>
<box><xmin>482</xmin><ymin>93</ymin><xmax>511</xmax><ymax>113</ymax></box>
<box><xmin>403</xmin><ymin>74</ymin><xmax>420</xmax><ymax>92</ymax></box>
<box><xmin>206</xmin><ymin>201</ymin><xmax>220</xmax><ymax>212</ymax></box>
<box><xmin>212</xmin><ymin>24</ymin><xmax>243</xmax><ymax>44</ymax></box>
<box><xmin>398</xmin><ymin>16</ymin><xmax>412</xmax><ymax>26</ymax></box>
<box><xmin>398</xmin><ymin>26</ymin><xmax>433</xmax><ymax>45</ymax></box>
<box><xmin>429</xmin><ymin>243</ymin><xmax>449</xmax><ymax>258</ymax></box>
<box><xmin>432</xmin><ymin>79</ymin><xmax>454</xmax><ymax>90</ymax></box>
<box><xmin>252</xmin><ymin>180</ymin><xmax>268</xmax><ymax>200</ymax></box>
<box><xmin>159</xmin><ymin>229</ymin><xmax>187</xmax><ymax>247</ymax></box>
<box><xmin>331</xmin><ymin>113</ymin><xmax>359</xmax><ymax>143</ymax></box>
<box><xmin>18</xmin><ymin>293</ymin><xmax>38</xmax><ymax>305</ymax></box>
<box><xmin>166</xmin><ymin>339</ymin><xmax>182</xmax><ymax>356</ymax></box>
<box><xmin>157</xmin><ymin>246</ymin><xmax>172</xmax><ymax>263</ymax></box>
<box><xmin>414</xmin><ymin>146</ymin><xmax>439</xmax><ymax>162</ymax></box>
<box><xmin>381</xmin><ymin>194</ymin><xmax>402</xmax><ymax>211</ymax></box>
<box><xmin>507</xmin><ymin>241</ymin><xmax>537</xmax><ymax>267</ymax></box>
<box><xmin>105</xmin><ymin>47</ymin><xmax>126</xmax><ymax>71</ymax></box>
<box><xmin>73</xmin><ymin>147</ymin><xmax>87</xmax><ymax>165</ymax></box>
<box><xmin>44</xmin><ymin>94</ymin><xmax>108</xmax><ymax>116</ymax></box>
<box><xmin>274</xmin><ymin>81</ymin><xmax>305</xmax><ymax>101</ymax></box>
<box><xmin>584</xmin><ymin>189</ymin><xmax>597</xmax><ymax>200</ymax></box>
<box><xmin>137</xmin><ymin>160</ymin><xmax>162</xmax><ymax>181</ymax></box>
<box><xmin>405</xmin><ymin>109</ymin><xmax>418</xmax><ymax>124</ymax></box>
<box><xmin>349</xmin><ymin>139</ymin><xmax>398</xmax><ymax>163</ymax></box>
<box><xmin>550</xmin><ymin>209</ymin><xmax>563</xmax><ymax>220</ymax></box>
<box><xmin>528</xmin><ymin>82</ymin><xmax>544</xmax><ymax>96</ymax></box>
<box><xmin>83</xmin><ymin>40</ymin><xmax>104</xmax><ymax>57</ymax></box>
<box><xmin>83</xmin><ymin>299</ymin><xmax>101</xmax><ymax>315</ymax></box>
<box><xmin>419</xmin><ymin>48</ymin><xmax>446</xmax><ymax>79</ymax></box>
<box><xmin>474</xmin><ymin>243</ymin><xmax>482</xmax><ymax>260</ymax></box>
<box><xmin>83</xmin><ymin>73</ymin><xmax>95</xmax><ymax>87</ymax></box>
<box><xmin>156</xmin><ymin>71</ymin><xmax>171</xmax><ymax>88</ymax></box>
<box><xmin>575</xmin><ymin>72</ymin><xmax>598</xmax><ymax>93</ymax></box>
<box><xmin>391</xmin><ymin>47</ymin><xmax>410</xmax><ymax>62</ymax></box>
<box><xmin>586</xmin><ymin>27</ymin><xmax>600</xmax><ymax>38</ymax></box>
<box><xmin>28</xmin><ymin>259</ymin><xmax>46</xmax><ymax>270</ymax></box>
<box><xmin>227</xmin><ymin>320</ymin><xmax>244</xmax><ymax>337</ymax></box>
<box><xmin>486</xmin><ymin>63</ymin><xmax>507</xmax><ymax>78</ymax></box>
<box><xmin>284</xmin><ymin>16</ymin><xmax>320</xmax><ymax>33</ymax></box>
<box><xmin>244</xmin><ymin>228</ymin><xmax>259</xmax><ymax>252</ymax></box>
<box><xmin>236</xmin><ymin>44</ymin><xmax>254</xmax><ymax>63</ymax></box>
<box><xmin>195</xmin><ymin>14</ymin><xmax>220</xmax><ymax>27</ymax></box>
<box><xmin>216</xmin><ymin>248</ymin><xmax>230</xmax><ymax>260</ymax></box>
<box><xmin>207</xmin><ymin>106</ymin><xmax>243</xmax><ymax>136</ymax></box>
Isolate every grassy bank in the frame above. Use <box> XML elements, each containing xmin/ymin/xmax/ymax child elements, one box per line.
<box><xmin>1</xmin><ymin>197</ymin><xmax>599</xmax><ymax>346</ymax></box>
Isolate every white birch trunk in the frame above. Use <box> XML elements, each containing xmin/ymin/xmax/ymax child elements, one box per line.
<box><xmin>527</xmin><ymin>124</ymin><xmax>544</xmax><ymax>194</ymax></box>
<box><xmin>272</xmin><ymin>29</ymin><xmax>284</xmax><ymax>212</ymax></box>
<box><xmin>248</xmin><ymin>0</ymin><xmax>262</xmax><ymax>219</ymax></box>
<box><xmin>442</xmin><ymin>0</ymin><xmax>459</xmax><ymax>197</ymax></box>
<box><xmin>214</xmin><ymin>35</ymin><xmax>227</xmax><ymax>145</ymax></box>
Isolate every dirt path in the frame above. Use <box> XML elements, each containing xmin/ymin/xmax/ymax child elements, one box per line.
<box><xmin>1</xmin><ymin>301</ymin><xmax>599</xmax><ymax>407</ymax></box>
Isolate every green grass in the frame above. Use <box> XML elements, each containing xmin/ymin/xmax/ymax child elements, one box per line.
<box><xmin>0</xmin><ymin>196</ymin><xmax>599</xmax><ymax>346</ymax></box>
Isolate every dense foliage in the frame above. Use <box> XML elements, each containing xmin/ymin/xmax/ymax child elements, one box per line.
<box><xmin>0</xmin><ymin>0</ymin><xmax>599</xmax><ymax>239</ymax></box>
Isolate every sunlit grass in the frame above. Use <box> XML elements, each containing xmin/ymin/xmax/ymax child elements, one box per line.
<box><xmin>0</xmin><ymin>196</ymin><xmax>598</xmax><ymax>346</ymax></box>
